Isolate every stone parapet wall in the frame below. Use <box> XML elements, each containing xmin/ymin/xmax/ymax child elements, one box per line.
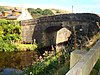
<box><xmin>38</xmin><ymin>13</ymin><xmax>100</xmax><ymax>23</ymax></box>
<box><xmin>21</xmin><ymin>19</ymin><xmax>37</xmax><ymax>26</ymax></box>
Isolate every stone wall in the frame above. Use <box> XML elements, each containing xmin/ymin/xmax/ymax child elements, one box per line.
<box><xmin>21</xmin><ymin>19</ymin><xmax>37</xmax><ymax>43</ymax></box>
<box><xmin>21</xmin><ymin>13</ymin><xmax>100</xmax><ymax>47</ymax></box>
<box><xmin>38</xmin><ymin>13</ymin><xmax>100</xmax><ymax>23</ymax></box>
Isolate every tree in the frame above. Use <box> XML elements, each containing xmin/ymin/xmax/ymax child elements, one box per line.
<box><xmin>42</xmin><ymin>9</ymin><xmax>54</xmax><ymax>15</ymax></box>
<box><xmin>0</xmin><ymin>6</ymin><xmax>8</xmax><ymax>12</ymax></box>
<box><xmin>28</xmin><ymin>8</ymin><xmax>54</xmax><ymax>18</ymax></box>
<box><xmin>28</xmin><ymin>8</ymin><xmax>37</xmax><ymax>14</ymax></box>
<box><xmin>35</xmin><ymin>8</ymin><xmax>43</xmax><ymax>14</ymax></box>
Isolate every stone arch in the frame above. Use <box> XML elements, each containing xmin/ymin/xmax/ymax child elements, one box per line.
<box><xmin>44</xmin><ymin>26</ymin><xmax>63</xmax><ymax>33</ymax></box>
<box><xmin>42</xmin><ymin>26</ymin><xmax>71</xmax><ymax>46</ymax></box>
<box><xmin>42</xmin><ymin>26</ymin><xmax>63</xmax><ymax>46</ymax></box>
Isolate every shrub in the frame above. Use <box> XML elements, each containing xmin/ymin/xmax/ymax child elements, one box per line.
<box><xmin>16</xmin><ymin>43</ymin><xmax>38</xmax><ymax>51</ymax></box>
<box><xmin>0</xmin><ymin>19</ymin><xmax>21</xmax><ymax>51</ymax></box>
<box><xmin>24</xmin><ymin>51</ymin><xmax>68</xmax><ymax>75</ymax></box>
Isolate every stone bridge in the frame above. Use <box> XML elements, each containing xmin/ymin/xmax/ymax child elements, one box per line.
<box><xmin>21</xmin><ymin>13</ymin><xmax>100</xmax><ymax>47</ymax></box>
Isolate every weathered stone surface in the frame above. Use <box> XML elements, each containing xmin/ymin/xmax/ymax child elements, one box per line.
<box><xmin>65</xmin><ymin>40</ymin><xmax>100</xmax><ymax>75</ymax></box>
<box><xmin>21</xmin><ymin>25</ymin><xmax>35</xmax><ymax>43</ymax></box>
<box><xmin>21</xmin><ymin>13</ymin><xmax>100</xmax><ymax>47</ymax></box>
<box><xmin>21</xmin><ymin>19</ymin><xmax>37</xmax><ymax>26</ymax></box>
<box><xmin>38</xmin><ymin>13</ymin><xmax>100</xmax><ymax>23</ymax></box>
<box><xmin>56</xmin><ymin>28</ymin><xmax>71</xmax><ymax>44</ymax></box>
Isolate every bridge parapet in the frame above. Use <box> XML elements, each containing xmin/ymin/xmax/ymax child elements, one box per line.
<box><xmin>38</xmin><ymin>13</ymin><xmax>100</xmax><ymax>23</ymax></box>
<box><xmin>20</xmin><ymin>13</ymin><xmax>100</xmax><ymax>46</ymax></box>
<box><xmin>65</xmin><ymin>40</ymin><xmax>100</xmax><ymax>75</ymax></box>
<box><xmin>21</xmin><ymin>19</ymin><xmax>37</xmax><ymax>26</ymax></box>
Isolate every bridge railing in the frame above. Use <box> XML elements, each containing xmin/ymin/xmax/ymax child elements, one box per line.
<box><xmin>65</xmin><ymin>39</ymin><xmax>100</xmax><ymax>75</ymax></box>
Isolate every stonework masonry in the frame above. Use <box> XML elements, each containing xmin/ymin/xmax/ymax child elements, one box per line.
<box><xmin>21</xmin><ymin>13</ymin><xmax>100</xmax><ymax>47</ymax></box>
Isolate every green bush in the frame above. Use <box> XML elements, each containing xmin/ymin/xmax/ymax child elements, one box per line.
<box><xmin>28</xmin><ymin>8</ymin><xmax>54</xmax><ymax>18</ymax></box>
<box><xmin>0</xmin><ymin>19</ymin><xmax>21</xmax><ymax>51</ymax></box>
<box><xmin>42</xmin><ymin>9</ymin><xmax>54</xmax><ymax>15</ymax></box>
<box><xmin>24</xmin><ymin>58</ymin><xmax>58</xmax><ymax>75</ymax></box>
<box><xmin>24</xmin><ymin>52</ymin><xmax>69</xmax><ymax>75</ymax></box>
<box><xmin>16</xmin><ymin>43</ymin><xmax>38</xmax><ymax>51</ymax></box>
<box><xmin>0</xmin><ymin>40</ymin><xmax>17</xmax><ymax>52</ymax></box>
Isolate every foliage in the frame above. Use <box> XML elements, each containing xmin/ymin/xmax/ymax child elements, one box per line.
<box><xmin>53</xmin><ymin>61</ymin><xmax>70</xmax><ymax>75</ymax></box>
<box><xmin>90</xmin><ymin>58</ymin><xmax>100</xmax><ymax>75</ymax></box>
<box><xmin>94</xmin><ymin>57</ymin><xmax>100</xmax><ymax>71</ymax></box>
<box><xmin>24</xmin><ymin>56</ymin><xmax>58</xmax><ymax>75</ymax></box>
<box><xmin>0</xmin><ymin>19</ymin><xmax>21</xmax><ymax>51</ymax></box>
<box><xmin>0</xmin><ymin>6</ymin><xmax>9</xmax><ymax>12</ymax></box>
<box><xmin>0</xmin><ymin>40</ymin><xmax>17</xmax><ymax>52</ymax></box>
<box><xmin>24</xmin><ymin>51</ymin><xmax>69</xmax><ymax>75</ymax></box>
<box><xmin>35</xmin><ymin>8</ymin><xmax>43</xmax><ymax>14</ymax></box>
<box><xmin>0</xmin><ymin>26</ymin><xmax>3</xmax><ymax>40</ymax></box>
<box><xmin>28</xmin><ymin>8</ymin><xmax>37</xmax><ymax>14</ymax></box>
<box><xmin>28</xmin><ymin>8</ymin><xmax>54</xmax><ymax>18</ymax></box>
<box><xmin>16</xmin><ymin>43</ymin><xmax>38</xmax><ymax>51</ymax></box>
<box><xmin>42</xmin><ymin>9</ymin><xmax>54</xmax><ymax>15</ymax></box>
<box><xmin>28</xmin><ymin>8</ymin><xmax>43</xmax><ymax>15</ymax></box>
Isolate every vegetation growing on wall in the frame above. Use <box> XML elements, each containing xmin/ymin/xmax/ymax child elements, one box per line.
<box><xmin>0</xmin><ymin>19</ymin><xmax>21</xmax><ymax>51</ymax></box>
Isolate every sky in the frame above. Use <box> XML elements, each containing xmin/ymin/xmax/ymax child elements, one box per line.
<box><xmin>0</xmin><ymin>0</ymin><xmax>100</xmax><ymax>14</ymax></box>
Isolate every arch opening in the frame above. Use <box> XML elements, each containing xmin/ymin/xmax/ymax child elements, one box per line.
<box><xmin>45</xmin><ymin>26</ymin><xmax>63</xmax><ymax>33</ymax></box>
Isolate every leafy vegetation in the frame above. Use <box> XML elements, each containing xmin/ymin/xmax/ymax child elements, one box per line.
<box><xmin>28</xmin><ymin>8</ymin><xmax>54</xmax><ymax>15</ymax></box>
<box><xmin>0</xmin><ymin>40</ymin><xmax>17</xmax><ymax>52</ymax></box>
<box><xmin>0</xmin><ymin>19</ymin><xmax>21</xmax><ymax>51</ymax></box>
<box><xmin>90</xmin><ymin>57</ymin><xmax>100</xmax><ymax>75</ymax></box>
<box><xmin>24</xmin><ymin>51</ymin><xmax>70</xmax><ymax>75</ymax></box>
<box><xmin>0</xmin><ymin>6</ymin><xmax>9</xmax><ymax>12</ymax></box>
<box><xmin>42</xmin><ymin>9</ymin><xmax>54</xmax><ymax>15</ymax></box>
<box><xmin>28</xmin><ymin>8</ymin><xmax>54</xmax><ymax>18</ymax></box>
<box><xmin>15</xmin><ymin>43</ymin><xmax>38</xmax><ymax>51</ymax></box>
<box><xmin>94</xmin><ymin>57</ymin><xmax>100</xmax><ymax>71</ymax></box>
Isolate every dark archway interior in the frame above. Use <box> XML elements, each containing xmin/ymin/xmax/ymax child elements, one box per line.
<box><xmin>45</xmin><ymin>26</ymin><xmax>63</xmax><ymax>33</ymax></box>
<box><xmin>44</xmin><ymin>26</ymin><xmax>63</xmax><ymax>46</ymax></box>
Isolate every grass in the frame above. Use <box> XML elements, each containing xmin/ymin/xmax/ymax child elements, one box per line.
<box><xmin>24</xmin><ymin>50</ymin><xmax>70</xmax><ymax>75</ymax></box>
<box><xmin>53</xmin><ymin>61</ymin><xmax>70</xmax><ymax>75</ymax></box>
<box><xmin>90</xmin><ymin>69</ymin><xmax>98</xmax><ymax>75</ymax></box>
<box><xmin>44</xmin><ymin>52</ymin><xmax>70</xmax><ymax>75</ymax></box>
<box><xmin>90</xmin><ymin>57</ymin><xmax>100</xmax><ymax>75</ymax></box>
<box><xmin>94</xmin><ymin>57</ymin><xmax>100</xmax><ymax>71</ymax></box>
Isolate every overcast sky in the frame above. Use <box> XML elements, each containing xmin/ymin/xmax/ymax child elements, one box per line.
<box><xmin>0</xmin><ymin>0</ymin><xmax>100</xmax><ymax>14</ymax></box>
